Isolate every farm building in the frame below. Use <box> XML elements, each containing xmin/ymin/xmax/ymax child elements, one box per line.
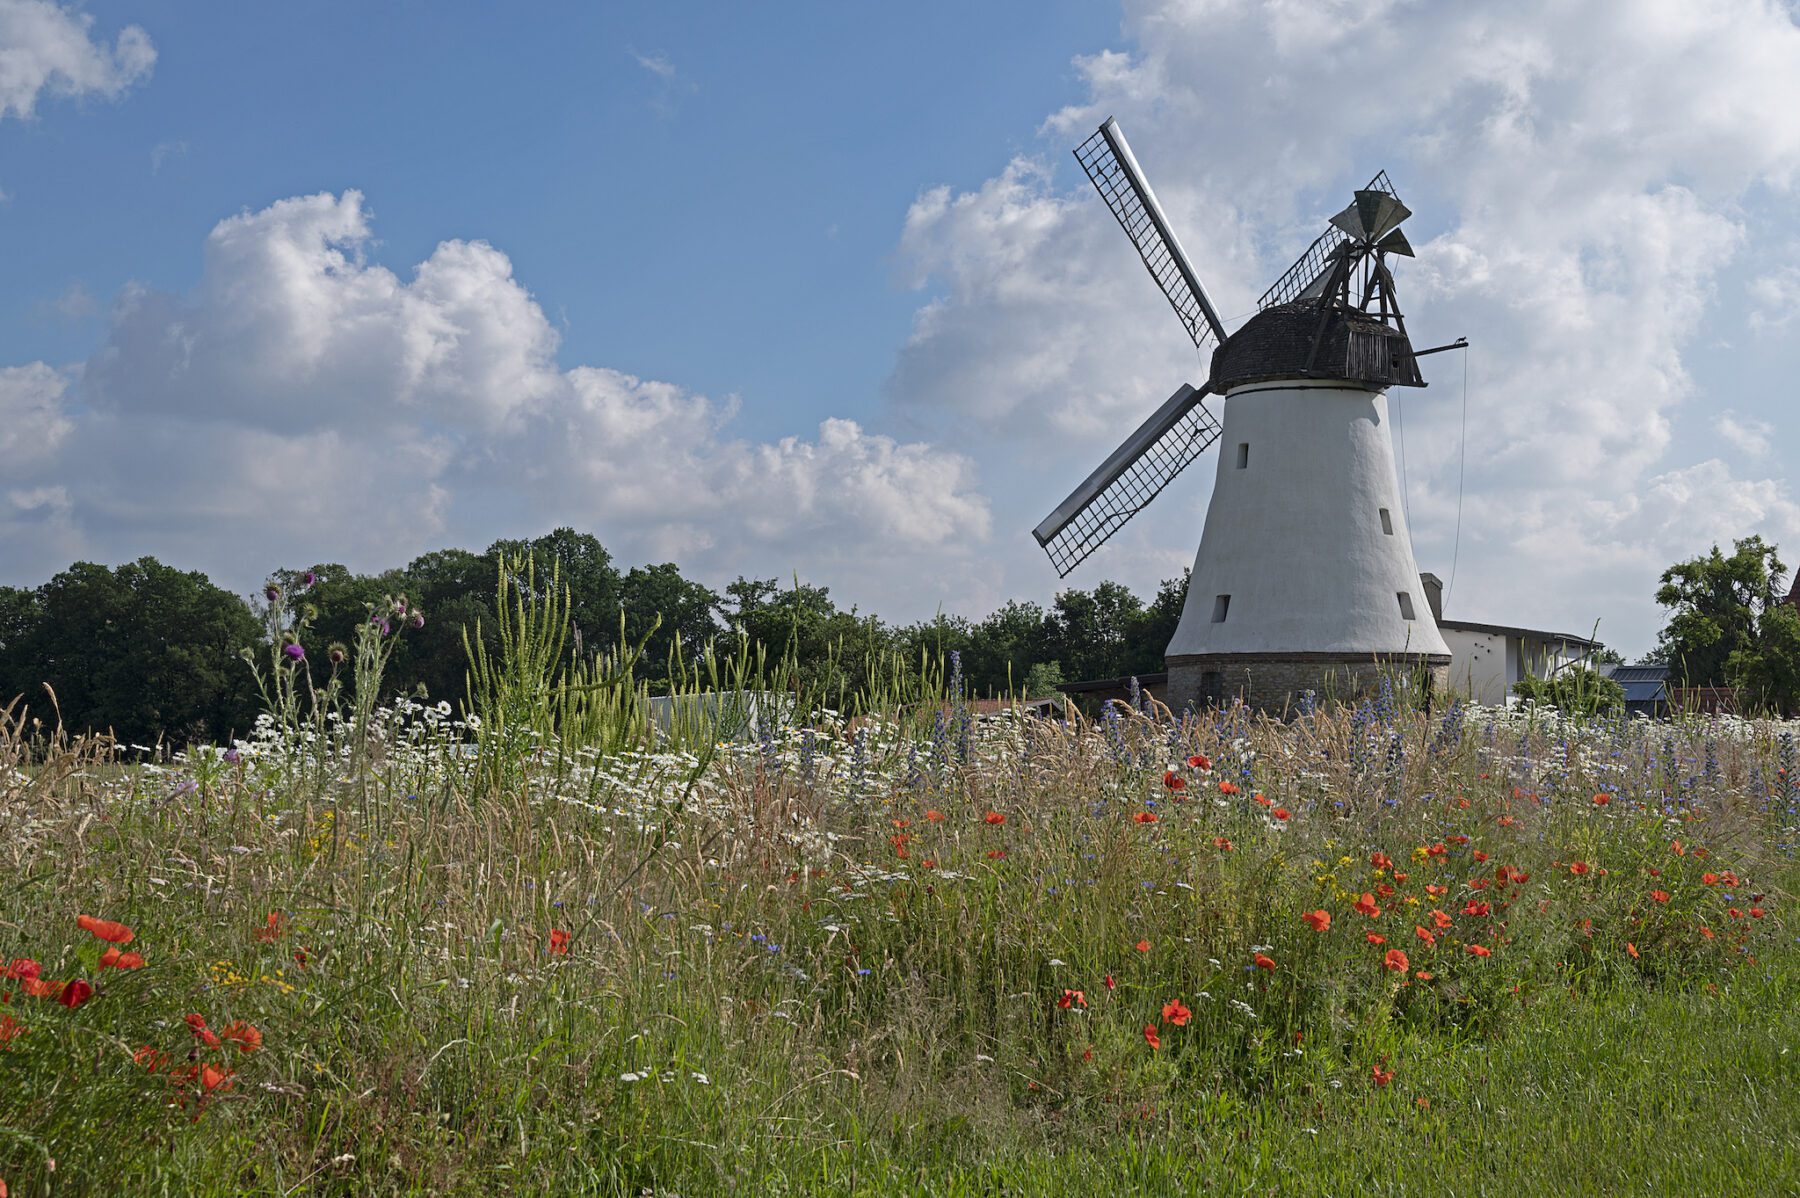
<box><xmin>1420</xmin><ymin>574</ymin><xmax>1600</xmax><ymax>706</ymax></box>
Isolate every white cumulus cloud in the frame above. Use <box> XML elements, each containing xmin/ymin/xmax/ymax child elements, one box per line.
<box><xmin>2</xmin><ymin>192</ymin><xmax>991</xmax><ymax>611</ymax></box>
<box><xmin>0</xmin><ymin>0</ymin><xmax>154</xmax><ymax>120</ymax></box>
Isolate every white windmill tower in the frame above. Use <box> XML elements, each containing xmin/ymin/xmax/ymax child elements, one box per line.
<box><xmin>1033</xmin><ymin>119</ymin><xmax>1465</xmax><ymax>712</ymax></box>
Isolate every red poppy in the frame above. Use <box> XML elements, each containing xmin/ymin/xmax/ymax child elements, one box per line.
<box><xmin>1568</xmin><ymin>861</ymin><xmax>1589</xmax><ymax>876</ymax></box>
<box><xmin>1472</xmin><ymin>850</ymin><xmax>1489</xmax><ymax>863</ymax></box>
<box><xmin>1415</xmin><ymin>970</ymin><xmax>1435</xmax><ymax>981</ymax></box>
<box><xmin>1162</xmin><ymin>1000</ymin><xmax>1192</xmax><ymax>1026</ymax></box>
<box><xmin>1701</xmin><ymin>872</ymin><xmax>1719</xmax><ymax>886</ymax></box>
<box><xmin>1133</xmin><ymin>811</ymin><xmax>1159</xmax><ymax>824</ymax></box>
<box><xmin>549</xmin><ymin>928</ymin><xmax>570</xmax><ymax>955</ymax></box>
<box><xmin>76</xmin><ymin>914</ymin><xmax>134</xmax><ymax>945</ymax></box>
<box><xmin>1252</xmin><ymin>793</ymin><xmax>1272</xmax><ymax>806</ymax></box>
<box><xmin>1143</xmin><ymin>1024</ymin><xmax>1162</xmax><ymax>1050</ymax></box>
<box><xmin>1212</xmin><ymin>837</ymin><xmax>1235</xmax><ymax>851</ymax></box>
<box><xmin>57</xmin><ymin>979</ymin><xmax>94</xmax><ymax>1009</ymax></box>
<box><xmin>1375</xmin><ymin>883</ymin><xmax>1396</xmax><ymax>899</ymax></box>
<box><xmin>891</xmin><ymin>817</ymin><xmax>910</xmax><ymax>829</ymax></box>
<box><xmin>986</xmin><ymin>849</ymin><xmax>1006</xmax><ymax>860</ymax></box>
<box><xmin>1593</xmin><ymin>793</ymin><xmax>1611</xmax><ymax>806</ymax></box>
<box><xmin>1371</xmin><ymin>1064</ymin><xmax>1394</xmax><ymax>1088</ymax></box>
<box><xmin>925</xmin><ymin>809</ymin><xmax>945</xmax><ymax>822</ymax></box>
<box><xmin>99</xmin><ymin>948</ymin><xmax>146</xmax><ymax>970</ymax></box>
<box><xmin>1729</xmin><ymin>907</ymin><xmax>1745</xmax><ymax>919</ymax></box>
<box><xmin>1135</xmin><ymin>939</ymin><xmax>1151</xmax><ymax>953</ymax></box>
<box><xmin>1750</xmin><ymin>907</ymin><xmax>1766</xmax><ymax>919</ymax></box>
<box><xmin>2</xmin><ymin>959</ymin><xmax>41</xmax><ymax>981</ymax></box>
<box><xmin>1462</xmin><ymin>901</ymin><xmax>1491</xmax><ymax>917</ymax></box>
<box><xmin>1370</xmin><ymin>852</ymin><xmax>1394</xmax><ymax>871</ymax></box>
<box><xmin>1254</xmin><ymin>953</ymin><xmax>1276</xmax><ymax>972</ymax></box>
<box><xmin>1219</xmin><ymin>781</ymin><xmax>1241</xmax><ymax>795</ymax></box>
<box><xmin>132</xmin><ymin>1044</ymin><xmax>164</xmax><ymax>1071</ymax></box>
<box><xmin>1162</xmin><ymin>771</ymin><xmax>1185</xmax><ymax>791</ymax></box>
<box><xmin>186</xmin><ymin>1013</ymin><xmax>222</xmax><ymax>1049</ymax></box>
<box><xmin>19</xmin><ymin>978</ymin><xmax>56</xmax><ymax>999</ymax></box>
<box><xmin>1104</xmin><ymin>974</ymin><xmax>1116</xmax><ymax>990</ymax></box>
<box><xmin>1424</xmin><ymin>884</ymin><xmax>1447</xmax><ymax>898</ymax></box>
<box><xmin>1699</xmin><ymin>926</ymin><xmax>1715</xmax><ymax>940</ymax></box>
<box><xmin>200</xmin><ymin>1064</ymin><xmax>233</xmax><ymax>1093</ymax></box>
<box><xmin>1650</xmin><ymin>889</ymin><xmax>1670</xmax><ymax>903</ymax></box>
<box><xmin>1431</xmin><ymin>910</ymin><xmax>1453</xmax><ymax>930</ymax></box>
<box><xmin>1626</xmin><ymin>942</ymin><xmax>1640</xmax><ymax>959</ymax></box>
<box><xmin>1414</xmin><ymin>926</ymin><xmax>1436</xmax><ymax>947</ymax></box>
<box><xmin>1384</xmin><ymin>949</ymin><xmax>1410</xmax><ymax>973</ymax></box>
<box><xmin>0</xmin><ymin>1014</ymin><xmax>25</xmax><ymax>1045</ymax></box>
<box><xmin>1393</xmin><ymin>871</ymin><xmax>1409</xmax><ymax>882</ymax></box>
<box><xmin>255</xmin><ymin>911</ymin><xmax>286</xmax><ymax>942</ymax></box>
<box><xmin>1187</xmin><ymin>754</ymin><xmax>1211</xmax><ymax>771</ymax></box>
<box><xmin>1366</xmin><ymin>933</ymin><xmax>1387</xmax><ymax>945</ymax></box>
<box><xmin>220</xmin><ymin>1021</ymin><xmax>262</xmax><ymax>1052</ymax></box>
<box><xmin>920</xmin><ymin>859</ymin><xmax>936</xmax><ymax>869</ymax></box>
<box><xmin>1302</xmin><ymin>910</ymin><xmax>1331</xmax><ymax>932</ymax></box>
<box><xmin>1670</xmin><ymin>840</ymin><xmax>1685</xmax><ymax>856</ymax></box>
<box><xmin>1466</xmin><ymin>943</ymin><xmax>1492</xmax><ymax>958</ymax></box>
<box><xmin>1499</xmin><ymin>815</ymin><xmax>1517</xmax><ymax>827</ymax></box>
<box><xmin>1272</xmin><ymin>808</ymin><xmax>1291</xmax><ymax>821</ymax></box>
<box><xmin>1354</xmin><ymin>893</ymin><xmax>1381</xmax><ymax>917</ymax></box>
<box><xmin>1057</xmin><ymin>989</ymin><xmax>1086</xmax><ymax>1009</ymax></box>
<box><xmin>983</xmin><ymin>812</ymin><xmax>1005</xmax><ymax>826</ymax></box>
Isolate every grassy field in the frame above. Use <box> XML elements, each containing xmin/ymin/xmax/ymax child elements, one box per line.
<box><xmin>2</xmin><ymin>610</ymin><xmax>1797</xmax><ymax>1194</ymax></box>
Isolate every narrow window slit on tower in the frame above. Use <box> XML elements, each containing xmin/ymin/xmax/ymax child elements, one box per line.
<box><xmin>1397</xmin><ymin>592</ymin><xmax>1415</xmax><ymax>620</ymax></box>
<box><xmin>1236</xmin><ymin>443</ymin><xmax>1250</xmax><ymax>469</ymax></box>
<box><xmin>1379</xmin><ymin>508</ymin><xmax>1393</xmax><ymax>535</ymax></box>
<box><xmin>1212</xmin><ymin>594</ymin><xmax>1231</xmax><ymax>623</ymax></box>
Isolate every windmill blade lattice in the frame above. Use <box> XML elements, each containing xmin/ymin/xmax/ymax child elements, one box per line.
<box><xmin>1032</xmin><ymin>383</ymin><xmax>1223</xmax><ymax>577</ymax></box>
<box><xmin>1258</xmin><ymin>170</ymin><xmax>1401</xmax><ymax>309</ymax></box>
<box><xmin>1075</xmin><ymin>120</ymin><xmax>1228</xmax><ymax>350</ymax></box>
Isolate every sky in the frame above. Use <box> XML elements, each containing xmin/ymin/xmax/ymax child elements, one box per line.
<box><xmin>3</xmin><ymin>0</ymin><xmax>1800</xmax><ymax>659</ymax></box>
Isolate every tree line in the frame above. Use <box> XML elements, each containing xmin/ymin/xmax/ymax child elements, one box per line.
<box><xmin>0</xmin><ymin>528</ymin><xmax>1186</xmax><ymax>747</ymax></box>
<box><xmin>3</xmin><ymin>528</ymin><xmax>1795</xmax><ymax>747</ymax></box>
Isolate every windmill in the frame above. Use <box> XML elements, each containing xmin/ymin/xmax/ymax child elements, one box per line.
<box><xmin>1033</xmin><ymin>118</ymin><xmax>1464</xmax><ymax>712</ymax></box>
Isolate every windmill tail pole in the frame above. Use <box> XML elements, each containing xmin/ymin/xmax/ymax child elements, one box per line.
<box><xmin>1412</xmin><ymin>337</ymin><xmax>1469</xmax><ymax>358</ymax></box>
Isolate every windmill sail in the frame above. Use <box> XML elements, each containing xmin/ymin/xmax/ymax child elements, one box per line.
<box><xmin>1258</xmin><ymin>170</ymin><xmax>1401</xmax><ymax>309</ymax></box>
<box><xmin>1074</xmin><ymin>119</ymin><xmax>1228</xmax><ymax>349</ymax></box>
<box><xmin>1033</xmin><ymin>383</ymin><xmax>1222</xmax><ymax>577</ymax></box>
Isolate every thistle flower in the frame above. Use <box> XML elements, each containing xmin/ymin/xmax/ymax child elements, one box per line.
<box><xmin>301</xmin><ymin>571</ymin><xmax>317</xmax><ymax>588</ymax></box>
<box><xmin>328</xmin><ymin>644</ymin><xmax>347</xmax><ymax>665</ymax></box>
<box><xmin>409</xmin><ymin>612</ymin><xmax>425</xmax><ymax>630</ymax></box>
<box><xmin>264</xmin><ymin>584</ymin><xmax>281</xmax><ymax>602</ymax></box>
<box><xmin>370</xmin><ymin>616</ymin><xmax>392</xmax><ymax>637</ymax></box>
<box><xmin>282</xmin><ymin>643</ymin><xmax>305</xmax><ymax>662</ymax></box>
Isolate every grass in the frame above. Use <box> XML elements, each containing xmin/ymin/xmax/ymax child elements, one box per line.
<box><xmin>2</xmin><ymin>636</ymin><xmax>1797</xmax><ymax>1195</ymax></box>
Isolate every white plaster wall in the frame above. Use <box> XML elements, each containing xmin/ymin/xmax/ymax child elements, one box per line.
<box><xmin>1168</xmin><ymin>380</ymin><xmax>1451</xmax><ymax>658</ymax></box>
<box><xmin>1441</xmin><ymin>626</ymin><xmax>1509</xmax><ymax>704</ymax></box>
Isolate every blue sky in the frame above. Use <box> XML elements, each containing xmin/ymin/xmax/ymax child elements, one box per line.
<box><xmin>5</xmin><ymin>0</ymin><xmax>1800</xmax><ymax>658</ymax></box>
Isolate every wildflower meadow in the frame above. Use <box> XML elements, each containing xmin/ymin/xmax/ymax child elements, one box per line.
<box><xmin>1</xmin><ymin>566</ymin><xmax>1796</xmax><ymax>1196</ymax></box>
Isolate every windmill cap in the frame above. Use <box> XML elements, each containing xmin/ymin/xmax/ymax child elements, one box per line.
<box><xmin>1211</xmin><ymin>301</ymin><xmax>1424</xmax><ymax>392</ymax></box>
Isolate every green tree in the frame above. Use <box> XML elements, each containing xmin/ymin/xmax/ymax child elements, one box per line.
<box><xmin>620</xmin><ymin>562</ymin><xmax>723</xmax><ymax>681</ymax></box>
<box><xmin>485</xmin><ymin>529</ymin><xmax>623</xmax><ymax>651</ymax></box>
<box><xmin>1654</xmin><ymin>537</ymin><xmax>1784</xmax><ymax>686</ymax></box>
<box><xmin>1045</xmin><ymin>581</ymin><xmax>1146</xmax><ymax>681</ymax></box>
<box><xmin>0</xmin><ymin>558</ymin><xmax>261</xmax><ymax>745</ymax></box>
<box><xmin>1654</xmin><ymin>535</ymin><xmax>1800</xmax><ymax>713</ymax></box>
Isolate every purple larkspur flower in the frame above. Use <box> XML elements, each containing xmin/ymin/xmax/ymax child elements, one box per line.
<box><xmin>282</xmin><ymin>642</ymin><xmax>305</xmax><ymax>662</ymax></box>
<box><xmin>223</xmin><ymin>748</ymin><xmax>241</xmax><ymax>764</ymax></box>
